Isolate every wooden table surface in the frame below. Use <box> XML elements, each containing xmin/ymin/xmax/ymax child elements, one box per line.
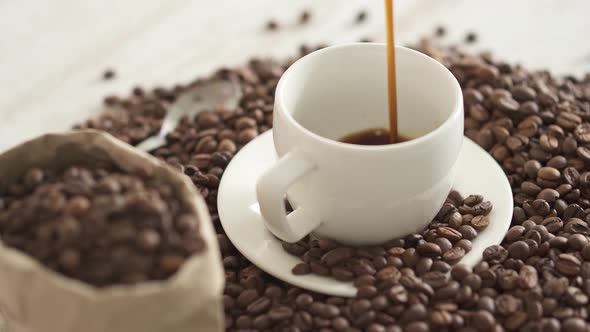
<box><xmin>0</xmin><ymin>1</ymin><xmax>589</xmax><ymax>329</ymax></box>
<box><xmin>1</xmin><ymin>0</ymin><xmax>589</xmax><ymax>153</ymax></box>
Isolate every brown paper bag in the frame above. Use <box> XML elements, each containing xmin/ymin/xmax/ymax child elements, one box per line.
<box><xmin>0</xmin><ymin>130</ymin><xmax>224</xmax><ymax>332</ymax></box>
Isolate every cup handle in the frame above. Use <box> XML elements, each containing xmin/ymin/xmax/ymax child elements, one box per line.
<box><xmin>256</xmin><ymin>150</ymin><xmax>321</xmax><ymax>243</ymax></box>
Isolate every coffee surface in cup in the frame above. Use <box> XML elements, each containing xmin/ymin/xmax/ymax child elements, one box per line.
<box><xmin>339</xmin><ymin>128</ymin><xmax>411</xmax><ymax>145</ymax></box>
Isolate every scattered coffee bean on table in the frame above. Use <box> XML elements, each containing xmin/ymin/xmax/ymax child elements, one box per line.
<box><xmin>0</xmin><ymin>165</ymin><xmax>204</xmax><ymax>287</ymax></box>
<box><xmin>299</xmin><ymin>10</ymin><xmax>311</xmax><ymax>25</ymax></box>
<box><xmin>78</xmin><ymin>36</ymin><xmax>590</xmax><ymax>331</ymax></box>
<box><xmin>102</xmin><ymin>68</ymin><xmax>115</xmax><ymax>80</ymax></box>
<box><xmin>356</xmin><ymin>10</ymin><xmax>368</xmax><ymax>24</ymax></box>
<box><xmin>464</xmin><ymin>32</ymin><xmax>477</xmax><ymax>44</ymax></box>
<box><xmin>435</xmin><ymin>25</ymin><xmax>447</xmax><ymax>37</ymax></box>
<box><xmin>266</xmin><ymin>20</ymin><xmax>279</xmax><ymax>31</ymax></box>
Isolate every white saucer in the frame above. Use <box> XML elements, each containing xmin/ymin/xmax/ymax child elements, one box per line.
<box><xmin>218</xmin><ymin>130</ymin><xmax>513</xmax><ymax>297</ymax></box>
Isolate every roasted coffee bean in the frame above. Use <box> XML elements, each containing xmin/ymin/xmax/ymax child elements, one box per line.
<box><xmin>331</xmin><ymin>267</ymin><xmax>355</xmax><ymax>281</ymax></box>
<box><xmin>442</xmin><ymin>247</ymin><xmax>465</xmax><ymax>264</ymax></box>
<box><xmin>576</xmin><ymin>146</ymin><xmax>590</xmax><ymax>163</ymax></box>
<box><xmin>321</xmin><ymin>247</ymin><xmax>354</xmax><ymax>267</ymax></box>
<box><xmin>292</xmin><ymin>263</ymin><xmax>311</xmax><ymax>275</ymax></box>
<box><xmin>483</xmin><ymin>245</ymin><xmax>508</xmax><ymax>264</ymax></box>
<box><xmin>434</xmin><ymin>237</ymin><xmax>453</xmax><ymax>253</ymax></box>
<box><xmin>470</xmin><ymin>215</ymin><xmax>489</xmax><ymax>231</ymax></box>
<box><xmin>507</xmin><ymin>241</ymin><xmax>529</xmax><ymax>260</ymax></box>
<box><xmin>417</xmin><ymin>242</ymin><xmax>442</xmax><ymax>257</ymax></box>
<box><xmin>310</xmin><ymin>262</ymin><xmax>330</xmax><ymax>276</ymax></box>
<box><xmin>562</xmin><ymin>318</ymin><xmax>586</xmax><ymax>332</ymax></box>
<box><xmin>437</xmin><ymin>227</ymin><xmax>463</xmax><ymax>242</ymax></box>
<box><xmin>246</xmin><ymin>296</ymin><xmax>271</xmax><ymax>314</ymax></box>
<box><xmin>266</xmin><ymin>20</ymin><xmax>279</xmax><ymax>31</ymax></box>
<box><xmin>102</xmin><ymin>68</ymin><xmax>115</xmax><ymax>80</ymax></box>
<box><xmin>518</xmin><ymin>118</ymin><xmax>538</xmax><ymax>137</ymax></box>
<box><xmin>356</xmin><ymin>10</ymin><xmax>368</xmax><ymax>23</ymax></box>
<box><xmin>556</xmin><ymin>254</ymin><xmax>582</xmax><ymax>276</ymax></box>
<box><xmin>538</xmin><ymin>167</ymin><xmax>561</xmax><ymax>181</ymax></box>
<box><xmin>472</xmin><ymin>310</ymin><xmax>496</xmax><ymax>331</ymax></box>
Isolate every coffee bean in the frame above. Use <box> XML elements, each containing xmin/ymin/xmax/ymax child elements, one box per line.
<box><xmin>453</xmin><ymin>240</ymin><xmax>471</xmax><ymax>254</ymax></box>
<box><xmin>512</xmin><ymin>85</ymin><xmax>536</xmax><ymax>101</ymax></box>
<box><xmin>517</xmin><ymin>118</ymin><xmax>538</xmax><ymax>137</ymax></box>
<box><xmin>357</xmin><ymin>286</ymin><xmax>378</xmax><ymax>299</ymax></box>
<box><xmin>247</xmin><ymin>296</ymin><xmax>271</xmax><ymax>314</ymax></box>
<box><xmin>521</xmin><ymin>181</ymin><xmax>541</xmax><ymax>196</ymax></box>
<box><xmin>59</xmin><ymin>249</ymin><xmax>81</xmax><ymax>270</ymax></box>
<box><xmin>417</xmin><ymin>242</ymin><xmax>442</xmax><ymax>257</ymax></box>
<box><xmin>483</xmin><ymin>245</ymin><xmax>508</xmax><ymax>264</ymax></box>
<box><xmin>294</xmin><ymin>293</ymin><xmax>313</xmax><ymax>309</ymax></box>
<box><xmin>266</xmin><ymin>20</ymin><xmax>279</xmax><ymax>31</ymax></box>
<box><xmin>472</xmin><ymin>310</ymin><xmax>496</xmax><ymax>331</ymax></box>
<box><xmin>490</xmin><ymin>125</ymin><xmax>509</xmax><ymax>144</ymax></box>
<box><xmin>568</xmin><ymin>233</ymin><xmax>588</xmax><ymax>250</ymax></box>
<box><xmin>401</xmin><ymin>303</ymin><xmax>427</xmax><ymax>323</ymax></box>
<box><xmin>505</xmin><ymin>311</ymin><xmax>528</xmax><ymax>331</ymax></box>
<box><xmin>405</xmin><ymin>321</ymin><xmax>429</xmax><ymax>332</ymax></box>
<box><xmin>470</xmin><ymin>215</ymin><xmax>489</xmax><ymax>231</ymax></box>
<box><xmin>431</xmin><ymin>260</ymin><xmax>451</xmax><ymax>273</ymax></box>
<box><xmin>237</xmin><ymin>289</ymin><xmax>259</xmax><ymax>307</ymax></box>
<box><xmin>556</xmin><ymin>254</ymin><xmax>582</xmax><ymax>276</ymax></box>
<box><xmin>464</xmin><ymin>89</ymin><xmax>483</xmax><ymax>105</ymax></box>
<box><xmin>297</xmin><ymin>10</ymin><xmax>312</xmax><ymax>25</ymax></box>
<box><xmin>356</xmin><ymin>10</ymin><xmax>368</xmax><ymax>23</ymax></box>
<box><xmin>538</xmin><ymin>167</ymin><xmax>561</xmax><ymax>181</ymax></box>
<box><xmin>464</xmin><ymin>194</ymin><xmax>483</xmax><ymax>206</ymax></box>
<box><xmin>437</xmin><ymin>227</ymin><xmax>462</xmax><ymax>242</ymax></box>
<box><xmin>237</xmin><ymin>128</ymin><xmax>258</xmax><ymax>144</ymax></box>
<box><xmin>331</xmin><ymin>267</ymin><xmax>354</xmax><ymax>281</ymax></box>
<box><xmin>524</xmin><ymin>160</ymin><xmax>542</xmax><ymax>178</ymax></box>
<box><xmin>292</xmin><ymin>263</ymin><xmax>311</xmax><ymax>275</ymax></box>
<box><xmin>507</xmin><ymin>240</ymin><xmax>529</xmax><ymax>260</ymax></box>
<box><xmin>402</xmin><ymin>248</ymin><xmax>421</xmax><ymax>267</ymax></box>
<box><xmin>434</xmin><ymin>237</ymin><xmax>453</xmax><ymax>254</ymax></box>
<box><xmin>557</xmin><ymin>112</ymin><xmax>582</xmax><ymax>129</ymax></box>
<box><xmin>458</xmin><ymin>225</ymin><xmax>477</xmax><ymax>240</ymax></box>
<box><xmin>353</xmin><ymin>309</ymin><xmax>376</xmax><ymax>328</ymax></box>
<box><xmin>375</xmin><ymin>266</ymin><xmax>401</xmax><ymax>281</ymax></box>
<box><xmin>506</xmin><ymin>134</ymin><xmax>529</xmax><ymax>152</ymax></box>
<box><xmin>562</xmin><ymin>318</ymin><xmax>586</xmax><ymax>332</ymax></box>
<box><xmin>102</xmin><ymin>68</ymin><xmax>115</xmax><ymax>80</ymax></box>
<box><xmin>321</xmin><ymin>247</ymin><xmax>354</xmax><ymax>267</ymax></box>
<box><xmin>442</xmin><ymin>247</ymin><xmax>465</xmax><ymax>264</ymax></box>
<box><xmin>137</xmin><ymin>229</ymin><xmax>161</xmax><ymax>251</ymax></box>
<box><xmin>564</xmin><ymin>141</ymin><xmax>578</xmax><ymax>162</ymax></box>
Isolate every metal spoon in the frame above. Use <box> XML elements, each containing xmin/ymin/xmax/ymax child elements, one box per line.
<box><xmin>136</xmin><ymin>79</ymin><xmax>242</xmax><ymax>152</ymax></box>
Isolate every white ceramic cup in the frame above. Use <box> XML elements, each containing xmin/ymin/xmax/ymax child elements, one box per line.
<box><xmin>256</xmin><ymin>43</ymin><xmax>464</xmax><ymax>245</ymax></box>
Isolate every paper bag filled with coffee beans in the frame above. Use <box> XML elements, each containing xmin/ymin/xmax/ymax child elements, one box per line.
<box><xmin>0</xmin><ymin>130</ymin><xmax>224</xmax><ymax>332</ymax></box>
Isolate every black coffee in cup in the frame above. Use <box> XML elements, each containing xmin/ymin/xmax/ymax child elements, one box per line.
<box><xmin>339</xmin><ymin>128</ymin><xmax>411</xmax><ymax>145</ymax></box>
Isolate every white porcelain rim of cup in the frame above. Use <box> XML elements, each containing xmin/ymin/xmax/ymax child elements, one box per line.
<box><xmin>275</xmin><ymin>42</ymin><xmax>463</xmax><ymax>150</ymax></box>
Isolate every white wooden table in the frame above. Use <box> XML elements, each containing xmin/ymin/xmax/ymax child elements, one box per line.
<box><xmin>1</xmin><ymin>0</ymin><xmax>589</xmax><ymax>153</ymax></box>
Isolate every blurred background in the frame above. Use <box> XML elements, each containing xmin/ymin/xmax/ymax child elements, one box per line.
<box><xmin>0</xmin><ymin>0</ymin><xmax>589</xmax><ymax>152</ymax></box>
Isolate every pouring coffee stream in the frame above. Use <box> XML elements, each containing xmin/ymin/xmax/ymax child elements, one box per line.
<box><xmin>385</xmin><ymin>0</ymin><xmax>399</xmax><ymax>144</ymax></box>
<box><xmin>339</xmin><ymin>0</ymin><xmax>401</xmax><ymax>145</ymax></box>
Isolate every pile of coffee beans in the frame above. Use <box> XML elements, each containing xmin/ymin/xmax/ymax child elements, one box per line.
<box><xmin>76</xmin><ymin>38</ymin><xmax>590</xmax><ymax>331</ymax></box>
<box><xmin>0</xmin><ymin>165</ymin><xmax>203</xmax><ymax>287</ymax></box>
<box><xmin>284</xmin><ymin>191</ymin><xmax>492</xmax><ymax>285</ymax></box>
